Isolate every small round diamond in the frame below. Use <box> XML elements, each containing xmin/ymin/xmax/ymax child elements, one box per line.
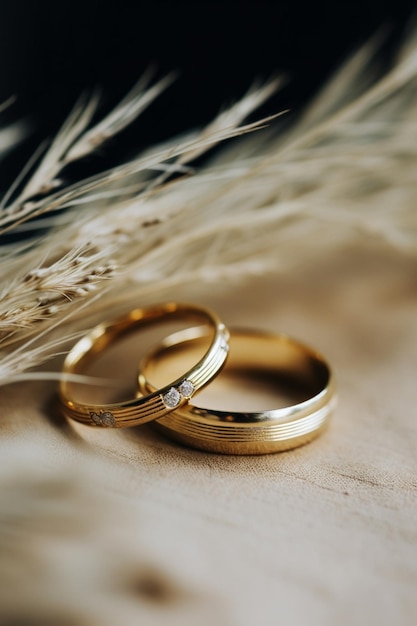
<box><xmin>179</xmin><ymin>380</ymin><xmax>194</xmax><ymax>398</ymax></box>
<box><xmin>163</xmin><ymin>387</ymin><xmax>181</xmax><ymax>408</ymax></box>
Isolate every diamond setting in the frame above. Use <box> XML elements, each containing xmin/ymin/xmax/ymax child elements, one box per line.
<box><xmin>90</xmin><ymin>411</ymin><xmax>116</xmax><ymax>427</ymax></box>
<box><xmin>179</xmin><ymin>380</ymin><xmax>194</xmax><ymax>398</ymax></box>
<box><xmin>163</xmin><ymin>387</ymin><xmax>181</xmax><ymax>408</ymax></box>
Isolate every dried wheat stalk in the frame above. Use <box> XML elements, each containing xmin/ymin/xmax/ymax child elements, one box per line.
<box><xmin>0</xmin><ymin>33</ymin><xmax>416</xmax><ymax>384</ymax></box>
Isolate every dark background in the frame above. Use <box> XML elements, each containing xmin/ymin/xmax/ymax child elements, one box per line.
<box><xmin>0</xmin><ymin>1</ymin><xmax>415</xmax><ymax>182</ymax></box>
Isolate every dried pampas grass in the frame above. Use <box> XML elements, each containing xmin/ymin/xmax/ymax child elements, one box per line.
<box><xmin>0</xmin><ymin>32</ymin><xmax>416</xmax><ymax>384</ymax></box>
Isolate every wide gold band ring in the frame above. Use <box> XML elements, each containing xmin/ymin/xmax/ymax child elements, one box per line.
<box><xmin>139</xmin><ymin>327</ymin><xmax>336</xmax><ymax>454</ymax></box>
<box><xmin>60</xmin><ymin>303</ymin><xmax>229</xmax><ymax>428</ymax></box>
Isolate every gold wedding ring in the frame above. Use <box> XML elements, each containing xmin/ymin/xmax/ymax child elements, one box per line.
<box><xmin>139</xmin><ymin>327</ymin><xmax>336</xmax><ymax>454</ymax></box>
<box><xmin>60</xmin><ymin>303</ymin><xmax>229</xmax><ymax>427</ymax></box>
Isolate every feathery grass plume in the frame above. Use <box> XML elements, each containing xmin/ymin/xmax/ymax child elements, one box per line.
<box><xmin>0</xmin><ymin>243</ymin><xmax>114</xmax><ymax>339</ymax></box>
<box><xmin>0</xmin><ymin>31</ymin><xmax>417</xmax><ymax>384</ymax></box>
<box><xmin>0</xmin><ymin>77</ymin><xmax>281</xmax><ymax>378</ymax></box>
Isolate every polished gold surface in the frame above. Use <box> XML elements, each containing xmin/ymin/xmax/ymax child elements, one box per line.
<box><xmin>60</xmin><ymin>303</ymin><xmax>229</xmax><ymax>427</ymax></box>
<box><xmin>139</xmin><ymin>327</ymin><xmax>336</xmax><ymax>454</ymax></box>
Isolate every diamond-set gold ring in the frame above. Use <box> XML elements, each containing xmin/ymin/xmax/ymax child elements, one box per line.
<box><xmin>59</xmin><ymin>302</ymin><xmax>229</xmax><ymax>428</ymax></box>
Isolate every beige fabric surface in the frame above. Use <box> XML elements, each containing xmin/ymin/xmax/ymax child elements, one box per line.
<box><xmin>1</xmin><ymin>245</ymin><xmax>416</xmax><ymax>626</ymax></box>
